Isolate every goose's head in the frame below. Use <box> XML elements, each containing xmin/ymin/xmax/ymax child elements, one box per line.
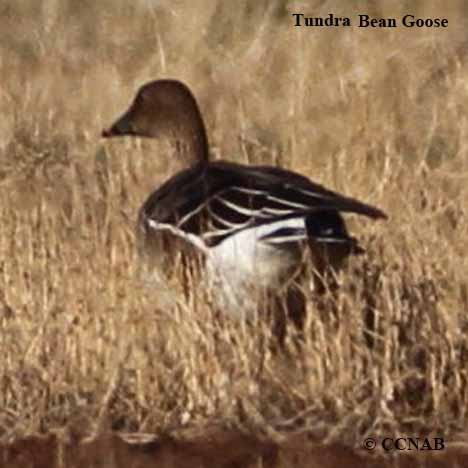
<box><xmin>102</xmin><ymin>79</ymin><xmax>209</xmax><ymax>164</ymax></box>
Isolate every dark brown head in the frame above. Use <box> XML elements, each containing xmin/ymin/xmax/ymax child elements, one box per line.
<box><xmin>102</xmin><ymin>79</ymin><xmax>209</xmax><ymax>163</ymax></box>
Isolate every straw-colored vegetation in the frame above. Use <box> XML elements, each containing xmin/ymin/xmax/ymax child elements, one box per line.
<box><xmin>1</xmin><ymin>0</ymin><xmax>467</xmax><ymax>453</ymax></box>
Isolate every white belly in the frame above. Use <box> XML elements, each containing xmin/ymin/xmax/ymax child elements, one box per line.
<box><xmin>205</xmin><ymin>218</ymin><xmax>306</xmax><ymax>319</ymax></box>
<box><xmin>143</xmin><ymin>217</ymin><xmax>306</xmax><ymax>320</ymax></box>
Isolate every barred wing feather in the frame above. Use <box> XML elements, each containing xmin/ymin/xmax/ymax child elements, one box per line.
<box><xmin>139</xmin><ymin>161</ymin><xmax>386</xmax><ymax>250</ymax></box>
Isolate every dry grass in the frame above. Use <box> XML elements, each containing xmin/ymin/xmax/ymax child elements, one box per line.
<box><xmin>1</xmin><ymin>0</ymin><xmax>468</xmax><ymax>456</ymax></box>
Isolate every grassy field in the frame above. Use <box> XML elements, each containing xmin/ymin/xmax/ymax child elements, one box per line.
<box><xmin>1</xmin><ymin>0</ymin><xmax>468</xmax><ymax>452</ymax></box>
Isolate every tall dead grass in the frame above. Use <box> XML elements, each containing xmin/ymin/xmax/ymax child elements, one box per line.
<box><xmin>1</xmin><ymin>0</ymin><xmax>468</xmax><ymax>450</ymax></box>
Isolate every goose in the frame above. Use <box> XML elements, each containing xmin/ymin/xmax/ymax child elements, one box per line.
<box><xmin>102</xmin><ymin>79</ymin><xmax>386</xmax><ymax>332</ymax></box>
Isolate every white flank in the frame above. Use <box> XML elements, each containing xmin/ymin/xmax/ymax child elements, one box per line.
<box><xmin>261</xmin><ymin>232</ymin><xmax>307</xmax><ymax>245</ymax></box>
<box><xmin>206</xmin><ymin>217</ymin><xmax>306</xmax><ymax>319</ymax></box>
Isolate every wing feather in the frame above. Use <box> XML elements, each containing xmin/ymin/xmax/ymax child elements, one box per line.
<box><xmin>139</xmin><ymin>160</ymin><xmax>387</xmax><ymax>248</ymax></box>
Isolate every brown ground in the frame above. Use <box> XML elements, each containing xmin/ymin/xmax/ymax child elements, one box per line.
<box><xmin>2</xmin><ymin>428</ymin><xmax>468</xmax><ymax>468</ymax></box>
<box><xmin>1</xmin><ymin>1</ymin><xmax>468</xmax><ymax>467</ymax></box>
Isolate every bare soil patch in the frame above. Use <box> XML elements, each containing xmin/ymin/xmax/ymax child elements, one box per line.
<box><xmin>2</xmin><ymin>428</ymin><xmax>468</xmax><ymax>468</ymax></box>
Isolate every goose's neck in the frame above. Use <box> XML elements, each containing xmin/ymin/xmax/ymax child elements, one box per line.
<box><xmin>173</xmin><ymin>107</ymin><xmax>209</xmax><ymax>167</ymax></box>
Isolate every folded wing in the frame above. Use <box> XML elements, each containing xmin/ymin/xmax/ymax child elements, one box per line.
<box><xmin>139</xmin><ymin>160</ymin><xmax>387</xmax><ymax>250</ymax></box>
